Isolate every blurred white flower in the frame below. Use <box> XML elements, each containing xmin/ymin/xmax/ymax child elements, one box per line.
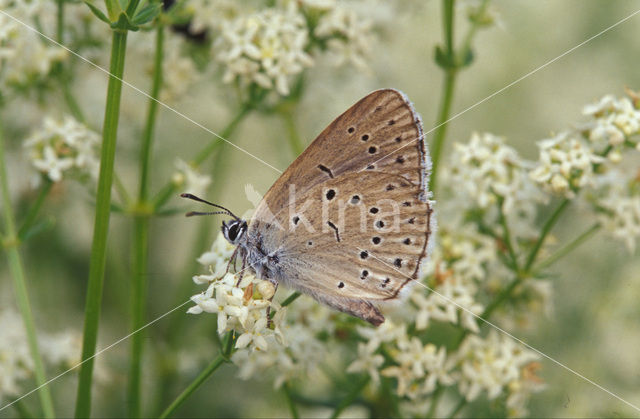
<box><xmin>215</xmin><ymin>6</ymin><xmax>313</xmax><ymax>96</ymax></box>
<box><xmin>314</xmin><ymin>6</ymin><xmax>373</xmax><ymax>71</ymax></box>
<box><xmin>596</xmin><ymin>182</ymin><xmax>640</xmax><ymax>252</ymax></box>
<box><xmin>188</xmin><ymin>0</ymin><xmax>241</xmax><ymax>33</ymax></box>
<box><xmin>346</xmin><ymin>340</ymin><xmax>384</xmax><ymax>385</ymax></box>
<box><xmin>529</xmin><ymin>131</ymin><xmax>605</xmax><ymax>199</ymax></box>
<box><xmin>161</xmin><ymin>36</ymin><xmax>202</xmax><ymax>103</ymax></box>
<box><xmin>24</xmin><ymin>115</ymin><xmax>100</xmax><ymax>183</ymax></box>
<box><xmin>0</xmin><ymin>309</ymin><xmax>105</xmax><ymax>402</ymax></box>
<box><xmin>0</xmin><ymin>0</ymin><xmax>67</xmax><ymax>90</ymax></box>
<box><xmin>582</xmin><ymin>94</ymin><xmax>640</xmax><ymax>153</ymax></box>
<box><xmin>173</xmin><ymin>159</ymin><xmax>212</xmax><ymax>197</ymax></box>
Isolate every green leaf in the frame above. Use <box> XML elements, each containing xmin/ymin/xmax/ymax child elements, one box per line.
<box><xmin>110</xmin><ymin>12</ymin><xmax>139</xmax><ymax>31</ymax></box>
<box><xmin>434</xmin><ymin>45</ymin><xmax>455</xmax><ymax>70</ymax></box>
<box><xmin>132</xmin><ymin>2</ymin><xmax>162</xmax><ymax>25</ymax></box>
<box><xmin>84</xmin><ymin>1</ymin><xmax>111</xmax><ymax>24</ymax></box>
<box><xmin>20</xmin><ymin>216</ymin><xmax>55</xmax><ymax>241</ymax></box>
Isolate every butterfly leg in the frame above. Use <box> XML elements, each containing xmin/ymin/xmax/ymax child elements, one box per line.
<box><xmin>235</xmin><ymin>255</ymin><xmax>247</xmax><ymax>287</ymax></box>
<box><xmin>265</xmin><ymin>280</ymin><xmax>279</xmax><ymax>328</ymax></box>
<box><xmin>226</xmin><ymin>247</ymin><xmax>239</xmax><ymax>275</ymax></box>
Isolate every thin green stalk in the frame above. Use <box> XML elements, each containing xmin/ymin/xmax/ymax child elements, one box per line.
<box><xmin>524</xmin><ymin>198</ymin><xmax>570</xmax><ymax>271</ymax></box>
<box><xmin>152</xmin><ymin>106</ymin><xmax>250</xmax><ymax>210</ymax></box>
<box><xmin>534</xmin><ymin>223</ymin><xmax>600</xmax><ymax>272</ymax></box>
<box><xmin>138</xmin><ymin>26</ymin><xmax>164</xmax><ymax>201</ymax></box>
<box><xmin>498</xmin><ymin>198</ymin><xmax>519</xmax><ymax>272</ymax></box>
<box><xmin>283</xmin><ymin>382</ymin><xmax>300</xmax><ymax>419</ymax></box>
<box><xmin>0</xmin><ymin>123</ymin><xmax>55</xmax><ymax>418</ymax></box>
<box><xmin>13</xmin><ymin>399</ymin><xmax>34</xmax><ymax>419</ymax></box>
<box><xmin>282</xmin><ymin>111</ymin><xmax>305</xmax><ymax>156</ymax></box>
<box><xmin>56</xmin><ymin>0</ymin><xmax>64</xmax><ymax>43</ymax></box>
<box><xmin>127</xmin><ymin>26</ymin><xmax>164</xmax><ymax>418</ymax></box>
<box><xmin>447</xmin><ymin>397</ymin><xmax>467</xmax><ymax>418</ymax></box>
<box><xmin>75</xmin><ymin>29</ymin><xmax>129</xmax><ymax>418</ymax></box>
<box><xmin>159</xmin><ymin>353</ymin><xmax>228</xmax><ymax>418</ymax></box>
<box><xmin>428</xmin><ymin>0</ymin><xmax>457</xmax><ymax>193</ymax></box>
<box><xmin>426</xmin><ymin>385</ymin><xmax>443</xmax><ymax>418</ymax></box>
<box><xmin>17</xmin><ymin>178</ymin><xmax>52</xmax><ymax>239</ymax></box>
<box><xmin>330</xmin><ymin>376</ymin><xmax>370</xmax><ymax>419</ymax></box>
<box><xmin>282</xmin><ymin>291</ymin><xmax>301</xmax><ymax>307</ymax></box>
<box><xmin>192</xmin><ymin>105</ymin><xmax>251</xmax><ymax>167</ymax></box>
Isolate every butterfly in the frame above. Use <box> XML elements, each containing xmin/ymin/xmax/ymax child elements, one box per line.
<box><xmin>183</xmin><ymin>89</ymin><xmax>434</xmax><ymax>326</ymax></box>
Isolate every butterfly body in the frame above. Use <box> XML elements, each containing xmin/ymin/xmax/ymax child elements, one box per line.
<box><xmin>203</xmin><ymin>89</ymin><xmax>435</xmax><ymax>326</ymax></box>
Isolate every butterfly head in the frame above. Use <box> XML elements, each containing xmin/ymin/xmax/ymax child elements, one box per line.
<box><xmin>180</xmin><ymin>193</ymin><xmax>246</xmax><ymax>245</ymax></box>
<box><xmin>222</xmin><ymin>219</ymin><xmax>248</xmax><ymax>245</ymax></box>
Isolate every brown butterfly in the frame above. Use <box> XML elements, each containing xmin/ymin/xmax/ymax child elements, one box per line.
<box><xmin>184</xmin><ymin>89</ymin><xmax>434</xmax><ymax>326</ymax></box>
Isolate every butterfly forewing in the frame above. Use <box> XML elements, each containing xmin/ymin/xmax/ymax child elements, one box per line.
<box><xmin>252</xmin><ymin>89</ymin><xmax>429</xmax><ymax>226</ymax></box>
<box><xmin>247</xmin><ymin>88</ymin><xmax>433</xmax><ymax>325</ymax></box>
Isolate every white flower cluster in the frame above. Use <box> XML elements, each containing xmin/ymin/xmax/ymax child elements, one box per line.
<box><xmin>215</xmin><ymin>6</ymin><xmax>313</xmax><ymax>96</ymax></box>
<box><xmin>161</xmin><ymin>35</ymin><xmax>202</xmax><ymax>103</ymax></box>
<box><xmin>0</xmin><ymin>309</ymin><xmax>84</xmax><ymax>402</ymax></box>
<box><xmin>451</xmin><ymin>331</ymin><xmax>544</xmax><ymax>416</ymax></box>
<box><xmin>172</xmin><ymin>159</ymin><xmax>212</xmax><ymax>197</ymax></box>
<box><xmin>529</xmin><ymin>131</ymin><xmax>605</xmax><ymax>199</ymax></box>
<box><xmin>24</xmin><ymin>115</ymin><xmax>100</xmax><ymax>183</ymax></box>
<box><xmin>596</xmin><ymin>181</ymin><xmax>640</xmax><ymax>252</ymax></box>
<box><xmin>188</xmin><ymin>234</ymin><xmax>283</xmax><ymax>352</ymax></box>
<box><xmin>448</xmin><ymin>133</ymin><xmax>533</xmax><ymax>213</ymax></box>
<box><xmin>0</xmin><ymin>0</ymin><xmax>67</xmax><ymax>91</ymax></box>
<box><xmin>188</xmin><ymin>0</ymin><xmax>375</xmax><ymax>96</ymax></box>
<box><xmin>314</xmin><ymin>5</ymin><xmax>373</xmax><ymax>71</ymax></box>
<box><xmin>353</xmin><ymin>321</ymin><xmax>454</xmax><ymax>398</ymax></box>
<box><xmin>232</xmin><ymin>297</ymin><xmax>327</xmax><ymax>388</ymax></box>
<box><xmin>582</xmin><ymin>94</ymin><xmax>640</xmax><ymax>155</ymax></box>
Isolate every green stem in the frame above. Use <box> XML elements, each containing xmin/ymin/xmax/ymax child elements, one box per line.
<box><xmin>152</xmin><ymin>106</ymin><xmax>250</xmax><ymax>210</ymax></box>
<box><xmin>426</xmin><ymin>386</ymin><xmax>443</xmax><ymax>418</ymax></box>
<box><xmin>139</xmin><ymin>26</ymin><xmax>164</xmax><ymax>202</ymax></box>
<box><xmin>192</xmin><ymin>105</ymin><xmax>251</xmax><ymax>167</ymax></box>
<box><xmin>283</xmin><ymin>382</ymin><xmax>300</xmax><ymax>419</ymax></box>
<box><xmin>56</xmin><ymin>0</ymin><xmax>64</xmax><ymax>43</ymax></box>
<box><xmin>498</xmin><ymin>198</ymin><xmax>519</xmax><ymax>272</ymax></box>
<box><xmin>447</xmin><ymin>397</ymin><xmax>467</xmax><ymax>418</ymax></box>
<box><xmin>17</xmin><ymin>178</ymin><xmax>52</xmax><ymax>239</ymax></box>
<box><xmin>75</xmin><ymin>29</ymin><xmax>129</xmax><ymax>418</ymax></box>
<box><xmin>428</xmin><ymin>0</ymin><xmax>457</xmax><ymax>193</ymax></box>
<box><xmin>282</xmin><ymin>111</ymin><xmax>305</xmax><ymax>156</ymax></box>
<box><xmin>534</xmin><ymin>223</ymin><xmax>600</xmax><ymax>272</ymax></box>
<box><xmin>159</xmin><ymin>354</ymin><xmax>228</xmax><ymax>418</ymax></box>
<box><xmin>13</xmin><ymin>399</ymin><xmax>34</xmax><ymax>419</ymax></box>
<box><xmin>330</xmin><ymin>376</ymin><xmax>370</xmax><ymax>419</ymax></box>
<box><xmin>127</xmin><ymin>26</ymin><xmax>164</xmax><ymax>418</ymax></box>
<box><xmin>524</xmin><ymin>198</ymin><xmax>570</xmax><ymax>271</ymax></box>
<box><xmin>282</xmin><ymin>291</ymin><xmax>301</xmax><ymax>307</ymax></box>
<box><xmin>0</xmin><ymin>122</ymin><xmax>56</xmax><ymax>418</ymax></box>
<box><xmin>459</xmin><ymin>0</ymin><xmax>489</xmax><ymax>57</ymax></box>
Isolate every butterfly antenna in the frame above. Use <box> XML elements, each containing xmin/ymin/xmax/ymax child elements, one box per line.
<box><xmin>180</xmin><ymin>193</ymin><xmax>240</xmax><ymax>220</ymax></box>
<box><xmin>185</xmin><ymin>211</ymin><xmax>233</xmax><ymax>217</ymax></box>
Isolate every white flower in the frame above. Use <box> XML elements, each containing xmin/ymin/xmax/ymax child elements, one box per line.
<box><xmin>346</xmin><ymin>340</ymin><xmax>384</xmax><ymax>385</ymax></box>
<box><xmin>188</xmin><ymin>0</ymin><xmax>241</xmax><ymax>33</ymax></box>
<box><xmin>448</xmin><ymin>133</ymin><xmax>536</xmax><ymax>213</ymax></box>
<box><xmin>595</xmin><ymin>181</ymin><xmax>640</xmax><ymax>252</ymax></box>
<box><xmin>0</xmin><ymin>0</ymin><xmax>67</xmax><ymax>90</ymax></box>
<box><xmin>451</xmin><ymin>331</ymin><xmax>542</xmax><ymax>407</ymax></box>
<box><xmin>215</xmin><ymin>6</ymin><xmax>313</xmax><ymax>96</ymax></box>
<box><xmin>530</xmin><ymin>131</ymin><xmax>605</xmax><ymax>198</ymax></box>
<box><xmin>314</xmin><ymin>6</ymin><xmax>373</xmax><ymax>71</ymax></box>
<box><xmin>173</xmin><ymin>159</ymin><xmax>212</xmax><ymax>197</ymax></box>
<box><xmin>24</xmin><ymin>116</ymin><xmax>100</xmax><ymax>183</ymax></box>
